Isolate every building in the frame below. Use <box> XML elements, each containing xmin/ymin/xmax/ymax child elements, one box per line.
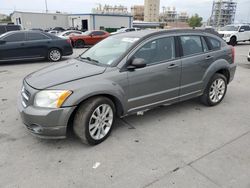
<box><xmin>131</xmin><ymin>5</ymin><xmax>144</xmax><ymax>21</ymax></box>
<box><xmin>178</xmin><ymin>12</ymin><xmax>189</xmax><ymax>22</ymax></box>
<box><xmin>11</xmin><ymin>11</ymin><xmax>68</xmax><ymax>29</ymax></box>
<box><xmin>209</xmin><ymin>0</ymin><xmax>237</xmax><ymax>28</ymax></box>
<box><xmin>68</xmin><ymin>14</ymin><xmax>133</xmax><ymax>31</ymax></box>
<box><xmin>144</xmin><ymin>0</ymin><xmax>160</xmax><ymax>22</ymax></box>
<box><xmin>92</xmin><ymin>4</ymin><xmax>129</xmax><ymax>15</ymax></box>
<box><xmin>160</xmin><ymin>6</ymin><xmax>177</xmax><ymax>22</ymax></box>
<box><xmin>11</xmin><ymin>11</ymin><xmax>133</xmax><ymax>31</ymax></box>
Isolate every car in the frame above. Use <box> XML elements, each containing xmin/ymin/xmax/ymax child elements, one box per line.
<box><xmin>110</xmin><ymin>27</ymin><xmax>141</xmax><ymax>35</ymax></box>
<box><xmin>52</xmin><ymin>27</ymin><xmax>65</xmax><ymax>32</ymax></box>
<box><xmin>30</xmin><ymin>28</ymin><xmax>44</xmax><ymax>32</ymax></box>
<box><xmin>69</xmin><ymin>30</ymin><xmax>110</xmax><ymax>48</ymax></box>
<box><xmin>0</xmin><ymin>24</ymin><xmax>21</xmax><ymax>35</ymax></box>
<box><xmin>57</xmin><ymin>30</ymin><xmax>84</xmax><ymax>39</ymax></box>
<box><xmin>218</xmin><ymin>24</ymin><xmax>250</xmax><ymax>46</ymax></box>
<box><xmin>18</xmin><ymin>29</ymin><xmax>236</xmax><ymax>145</ymax></box>
<box><xmin>48</xmin><ymin>30</ymin><xmax>59</xmax><ymax>35</ymax></box>
<box><xmin>0</xmin><ymin>31</ymin><xmax>73</xmax><ymax>62</ymax></box>
<box><xmin>248</xmin><ymin>49</ymin><xmax>250</xmax><ymax>62</ymax></box>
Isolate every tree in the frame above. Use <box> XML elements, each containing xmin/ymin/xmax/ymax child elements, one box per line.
<box><xmin>188</xmin><ymin>14</ymin><xmax>203</xmax><ymax>28</ymax></box>
<box><xmin>0</xmin><ymin>16</ymin><xmax>11</xmax><ymax>22</ymax></box>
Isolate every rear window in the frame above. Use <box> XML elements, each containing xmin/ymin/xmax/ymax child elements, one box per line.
<box><xmin>26</xmin><ymin>33</ymin><xmax>49</xmax><ymax>41</ymax></box>
<box><xmin>180</xmin><ymin>36</ymin><xmax>203</xmax><ymax>56</ymax></box>
<box><xmin>6</xmin><ymin>25</ymin><xmax>21</xmax><ymax>31</ymax></box>
<box><xmin>3</xmin><ymin>32</ymin><xmax>25</xmax><ymax>42</ymax></box>
<box><xmin>207</xmin><ymin>37</ymin><xmax>221</xmax><ymax>50</ymax></box>
<box><xmin>0</xmin><ymin>26</ymin><xmax>6</xmax><ymax>34</ymax></box>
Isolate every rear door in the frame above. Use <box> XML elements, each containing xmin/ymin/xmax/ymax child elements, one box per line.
<box><xmin>179</xmin><ymin>35</ymin><xmax>212</xmax><ymax>100</ymax></box>
<box><xmin>127</xmin><ymin>36</ymin><xmax>181</xmax><ymax>112</ymax></box>
<box><xmin>25</xmin><ymin>32</ymin><xmax>51</xmax><ymax>58</ymax></box>
<box><xmin>0</xmin><ymin>32</ymin><xmax>26</xmax><ymax>61</ymax></box>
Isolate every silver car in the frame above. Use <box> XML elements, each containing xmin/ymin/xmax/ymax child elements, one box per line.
<box><xmin>18</xmin><ymin>29</ymin><xmax>236</xmax><ymax>145</ymax></box>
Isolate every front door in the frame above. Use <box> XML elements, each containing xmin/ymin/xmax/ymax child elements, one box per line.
<box><xmin>127</xmin><ymin>36</ymin><xmax>181</xmax><ymax>112</ymax></box>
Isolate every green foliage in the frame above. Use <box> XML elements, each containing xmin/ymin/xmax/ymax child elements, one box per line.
<box><xmin>0</xmin><ymin>16</ymin><xmax>11</xmax><ymax>22</ymax></box>
<box><xmin>188</xmin><ymin>14</ymin><xmax>203</xmax><ymax>28</ymax></box>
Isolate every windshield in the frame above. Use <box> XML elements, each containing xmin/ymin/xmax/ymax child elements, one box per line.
<box><xmin>80</xmin><ymin>36</ymin><xmax>140</xmax><ymax>65</ymax></box>
<box><xmin>220</xmin><ymin>26</ymin><xmax>239</xmax><ymax>31</ymax></box>
<box><xmin>83</xmin><ymin>31</ymin><xmax>91</xmax><ymax>35</ymax></box>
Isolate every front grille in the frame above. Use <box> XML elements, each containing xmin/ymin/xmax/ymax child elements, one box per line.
<box><xmin>21</xmin><ymin>86</ymin><xmax>31</xmax><ymax>108</ymax></box>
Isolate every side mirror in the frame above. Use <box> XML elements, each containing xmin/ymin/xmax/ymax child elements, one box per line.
<box><xmin>239</xmin><ymin>28</ymin><xmax>245</xmax><ymax>32</ymax></box>
<box><xmin>0</xmin><ymin>40</ymin><xmax>6</xmax><ymax>44</ymax></box>
<box><xmin>127</xmin><ymin>58</ymin><xmax>146</xmax><ymax>70</ymax></box>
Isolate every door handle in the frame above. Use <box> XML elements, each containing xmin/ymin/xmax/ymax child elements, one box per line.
<box><xmin>205</xmin><ymin>55</ymin><xmax>213</xmax><ymax>60</ymax></box>
<box><xmin>168</xmin><ymin>64</ymin><xmax>179</xmax><ymax>69</ymax></box>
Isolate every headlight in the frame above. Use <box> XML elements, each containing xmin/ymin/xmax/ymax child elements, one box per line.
<box><xmin>34</xmin><ymin>90</ymin><xmax>72</xmax><ymax>108</ymax></box>
<box><xmin>224</xmin><ymin>34</ymin><xmax>231</xmax><ymax>38</ymax></box>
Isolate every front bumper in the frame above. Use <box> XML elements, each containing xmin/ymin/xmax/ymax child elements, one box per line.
<box><xmin>222</xmin><ymin>36</ymin><xmax>231</xmax><ymax>43</ymax></box>
<box><xmin>18</xmin><ymin>83</ymin><xmax>76</xmax><ymax>139</ymax></box>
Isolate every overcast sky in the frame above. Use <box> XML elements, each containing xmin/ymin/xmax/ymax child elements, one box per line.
<box><xmin>1</xmin><ymin>0</ymin><xmax>250</xmax><ymax>22</ymax></box>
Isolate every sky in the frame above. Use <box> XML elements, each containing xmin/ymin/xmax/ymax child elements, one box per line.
<box><xmin>1</xmin><ymin>0</ymin><xmax>250</xmax><ymax>22</ymax></box>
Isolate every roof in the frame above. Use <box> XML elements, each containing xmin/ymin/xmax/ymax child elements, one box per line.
<box><xmin>69</xmin><ymin>13</ymin><xmax>133</xmax><ymax>17</ymax></box>
<box><xmin>12</xmin><ymin>11</ymin><xmax>68</xmax><ymax>16</ymax></box>
<box><xmin>112</xmin><ymin>29</ymin><xmax>220</xmax><ymax>39</ymax></box>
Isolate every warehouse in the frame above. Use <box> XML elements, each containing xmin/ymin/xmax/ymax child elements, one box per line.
<box><xmin>11</xmin><ymin>11</ymin><xmax>69</xmax><ymax>30</ymax></box>
<box><xmin>68</xmin><ymin>13</ymin><xmax>133</xmax><ymax>31</ymax></box>
<box><xmin>11</xmin><ymin>11</ymin><xmax>133</xmax><ymax>31</ymax></box>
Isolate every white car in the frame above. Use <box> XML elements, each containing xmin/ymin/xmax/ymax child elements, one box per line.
<box><xmin>218</xmin><ymin>24</ymin><xmax>250</xmax><ymax>46</ymax></box>
<box><xmin>57</xmin><ymin>30</ymin><xmax>83</xmax><ymax>39</ymax></box>
<box><xmin>110</xmin><ymin>27</ymin><xmax>141</xmax><ymax>35</ymax></box>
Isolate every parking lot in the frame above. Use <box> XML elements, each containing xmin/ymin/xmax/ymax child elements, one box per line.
<box><xmin>0</xmin><ymin>43</ymin><xmax>250</xmax><ymax>188</ymax></box>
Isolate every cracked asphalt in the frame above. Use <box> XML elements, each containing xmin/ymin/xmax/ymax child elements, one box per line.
<box><xmin>0</xmin><ymin>43</ymin><xmax>250</xmax><ymax>188</ymax></box>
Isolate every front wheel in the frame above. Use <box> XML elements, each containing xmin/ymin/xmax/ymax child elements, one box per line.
<box><xmin>229</xmin><ymin>36</ymin><xmax>237</xmax><ymax>46</ymax></box>
<box><xmin>200</xmin><ymin>73</ymin><xmax>227</xmax><ymax>106</ymax></box>
<box><xmin>73</xmin><ymin>97</ymin><xmax>115</xmax><ymax>145</ymax></box>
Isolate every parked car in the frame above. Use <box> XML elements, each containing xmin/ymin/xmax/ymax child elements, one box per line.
<box><xmin>52</xmin><ymin>27</ymin><xmax>65</xmax><ymax>32</ymax></box>
<box><xmin>0</xmin><ymin>25</ymin><xmax>21</xmax><ymax>35</ymax></box>
<box><xmin>18</xmin><ymin>29</ymin><xmax>236</xmax><ymax>145</ymax></box>
<box><xmin>57</xmin><ymin>30</ymin><xmax>84</xmax><ymax>39</ymax></box>
<box><xmin>218</xmin><ymin>24</ymin><xmax>250</xmax><ymax>46</ymax></box>
<box><xmin>48</xmin><ymin>30</ymin><xmax>59</xmax><ymax>35</ymax></box>
<box><xmin>0</xmin><ymin>31</ymin><xmax>73</xmax><ymax>62</ymax></box>
<box><xmin>111</xmin><ymin>27</ymin><xmax>141</xmax><ymax>35</ymax></box>
<box><xmin>248</xmin><ymin>49</ymin><xmax>250</xmax><ymax>62</ymax></box>
<box><xmin>30</xmin><ymin>28</ymin><xmax>44</xmax><ymax>32</ymax></box>
<box><xmin>70</xmin><ymin>30</ymin><xmax>110</xmax><ymax>48</ymax></box>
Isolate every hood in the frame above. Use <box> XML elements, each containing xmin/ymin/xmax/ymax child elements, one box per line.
<box><xmin>218</xmin><ymin>31</ymin><xmax>237</xmax><ymax>35</ymax></box>
<box><xmin>25</xmin><ymin>59</ymin><xmax>106</xmax><ymax>90</ymax></box>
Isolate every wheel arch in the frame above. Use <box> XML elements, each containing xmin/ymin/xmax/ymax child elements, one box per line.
<box><xmin>66</xmin><ymin>93</ymin><xmax>125</xmax><ymax>133</ymax></box>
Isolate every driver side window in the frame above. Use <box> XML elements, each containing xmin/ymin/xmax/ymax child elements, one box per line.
<box><xmin>133</xmin><ymin>37</ymin><xmax>175</xmax><ymax>65</ymax></box>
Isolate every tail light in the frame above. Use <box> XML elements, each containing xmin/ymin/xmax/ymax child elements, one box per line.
<box><xmin>66</xmin><ymin>39</ymin><xmax>72</xmax><ymax>46</ymax></box>
<box><xmin>231</xmin><ymin>46</ymin><xmax>235</xmax><ymax>63</ymax></box>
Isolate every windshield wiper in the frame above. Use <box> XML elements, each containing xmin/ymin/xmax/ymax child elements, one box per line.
<box><xmin>79</xmin><ymin>56</ymin><xmax>99</xmax><ymax>63</ymax></box>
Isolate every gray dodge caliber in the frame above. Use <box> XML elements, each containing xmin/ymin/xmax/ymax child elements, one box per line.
<box><xmin>18</xmin><ymin>29</ymin><xmax>236</xmax><ymax>145</ymax></box>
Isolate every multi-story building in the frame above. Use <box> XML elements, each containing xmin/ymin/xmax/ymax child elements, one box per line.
<box><xmin>160</xmin><ymin>6</ymin><xmax>177</xmax><ymax>22</ymax></box>
<box><xmin>131</xmin><ymin>5</ymin><xmax>144</xmax><ymax>21</ymax></box>
<box><xmin>144</xmin><ymin>0</ymin><xmax>160</xmax><ymax>22</ymax></box>
<box><xmin>92</xmin><ymin>4</ymin><xmax>129</xmax><ymax>15</ymax></box>
<box><xmin>178</xmin><ymin>12</ymin><xmax>189</xmax><ymax>22</ymax></box>
<box><xmin>209</xmin><ymin>0</ymin><xmax>237</xmax><ymax>28</ymax></box>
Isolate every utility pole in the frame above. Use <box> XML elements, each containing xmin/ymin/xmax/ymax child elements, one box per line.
<box><xmin>45</xmin><ymin>0</ymin><xmax>48</xmax><ymax>13</ymax></box>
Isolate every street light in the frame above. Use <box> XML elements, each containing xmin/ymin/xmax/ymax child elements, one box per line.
<box><xmin>45</xmin><ymin>0</ymin><xmax>48</xmax><ymax>13</ymax></box>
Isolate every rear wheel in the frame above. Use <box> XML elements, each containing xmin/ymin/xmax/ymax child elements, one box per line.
<box><xmin>229</xmin><ymin>36</ymin><xmax>237</xmax><ymax>46</ymax></box>
<box><xmin>200</xmin><ymin>73</ymin><xmax>227</xmax><ymax>106</ymax></box>
<box><xmin>73</xmin><ymin>97</ymin><xmax>115</xmax><ymax>145</ymax></box>
<box><xmin>48</xmin><ymin>48</ymin><xmax>62</xmax><ymax>62</ymax></box>
<box><xmin>75</xmin><ymin>40</ymin><xmax>85</xmax><ymax>48</ymax></box>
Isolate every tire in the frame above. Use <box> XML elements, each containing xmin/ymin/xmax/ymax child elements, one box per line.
<box><xmin>229</xmin><ymin>36</ymin><xmax>237</xmax><ymax>46</ymax></box>
<box><xmin>75</xmin><ymin>40</ymin><xmax>85</xmax><ymax>48</ymax></box>
<box><xmin>200</xmin><ymin>73</ymin><xmax>227</xmax><ymax>106</ymax></box>
<box><xmin>48</xmin><ymin>48</ymin><xmax>62</xmax><ymax>62</ymax></box>
<box><xmin>73</xmin><ymin>97</ymin><xmax>116</xmax><ymax>145</ymax></box>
